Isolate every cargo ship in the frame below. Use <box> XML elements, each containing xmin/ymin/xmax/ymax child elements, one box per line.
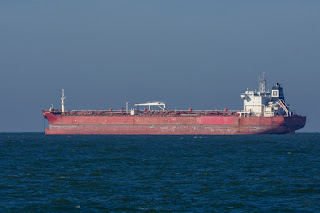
<box><xmin>43</xmin><ymin>74</ymin><xmax>306</xmax><ymax>135</ymax></box>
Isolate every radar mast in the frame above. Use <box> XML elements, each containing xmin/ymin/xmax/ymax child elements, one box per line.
<box><xmin>259</xmin><ymin>72</ymin><xmax>266</xmax><ymax>93</ymax></box>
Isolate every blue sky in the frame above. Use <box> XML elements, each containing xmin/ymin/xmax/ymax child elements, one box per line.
<box><xmin>0</xmin><ymin>1</ymin><xmax>319</xmax><ymax>132</ymax></box>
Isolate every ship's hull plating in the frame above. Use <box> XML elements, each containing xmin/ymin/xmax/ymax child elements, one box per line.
<box><xmin>43</xmin><ymin>112</ymin><xmax>306</xmax><ymax>135</ymax></box>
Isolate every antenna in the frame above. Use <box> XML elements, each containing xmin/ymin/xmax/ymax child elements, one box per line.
<box><xmin>259</xmin><ymin>72</ymin><xmax>266</xmax><ymax>93</ymax></box>
<box><xmin>61</xmin><ymin>89</ymin><xmax>66</xmax><ymax>112</ymax></box>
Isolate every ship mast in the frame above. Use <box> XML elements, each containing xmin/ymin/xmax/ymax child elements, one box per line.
<box><xmin>61</xmin><ymin>89</ymin><xmax>66</xmax><ymax>112</ymax></box>
<box><xmin>259</xmin><ymin>72</ymin><xmax>266</xmax><ymax>93</ymax></box>
<box><xmin>126</xmin><ymin>102</ymin><xmax>130</xmax><ymax>113</ymax></box>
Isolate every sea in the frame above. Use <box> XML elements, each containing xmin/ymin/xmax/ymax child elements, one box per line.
<box><xmin>0</xmin><ymin>133</ymin><xmax>319</xmax><ymax>212</ymax></box>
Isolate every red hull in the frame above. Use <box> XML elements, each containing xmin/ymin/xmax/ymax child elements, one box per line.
<box><xmin>43</xmin><ymin>111</ymin><xmax>306</xmax><ymax>135</ymax></box>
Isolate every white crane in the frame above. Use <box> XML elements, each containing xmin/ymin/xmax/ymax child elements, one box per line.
<box><xmin>134</xmin><ymin>101</ymin><xmax>166</xmax><ymax>110</ymax></box>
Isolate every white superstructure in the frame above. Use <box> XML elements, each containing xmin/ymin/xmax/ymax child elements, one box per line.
<box><xmin>238</xmin><ymin>73</ymin><xmax>291</xmax><ymax>117</ymax></box>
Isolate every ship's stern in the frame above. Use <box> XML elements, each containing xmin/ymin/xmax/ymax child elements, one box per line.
<box><xmin>284</xmin><ymin>115</ymin><xmax>306</xmax><ymax>133</ymax></box>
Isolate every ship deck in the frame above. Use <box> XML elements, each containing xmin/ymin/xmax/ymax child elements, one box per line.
<box><xmin>47</xmin><ymin>109</ymin><xmax>239</xmax><ymax>117</ymax></box>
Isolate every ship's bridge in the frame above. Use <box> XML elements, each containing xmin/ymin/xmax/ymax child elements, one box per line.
<box><xmin>238</xmin><ymin>73</ymin><xmax>291</xmax><ymax>117</ymax></box>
